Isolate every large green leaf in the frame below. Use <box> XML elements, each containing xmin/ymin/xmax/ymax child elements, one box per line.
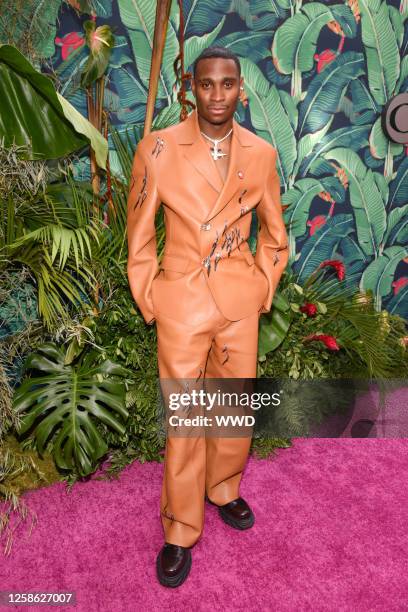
<box><xmin>389</xmin><ymin>158</ymin><xmax>408</xmax><ymax>210</ymax></box>
<box><xmin>359</xmin><ymin>0</ymin><xmax>400</xmax><ymax>105</ymax></box>
<box><xmin>323</xmin><ymin>148</ymin><xmax>387</xmax><ymax>258</ymax></box>
<box><xmin>299</xmin><ymin>125</ymin><xmax>370</xmax><ymax>177</ymax></box>
<box><xmin>230</xmin><ymin>0</ymin><xmax>282</xmax><ymax>30</ymax></box>
<box><xmin>369</xmin><ymin>115</ymin><xmax>403</xmax><ymax>159</ymax></box>
<box><xmin>298</xmin><ymin>52</ymin><xmax>365</xmax><ymax>135</ymax></box>
<box><xmin>183</xmin><ymin>17</ymin><xmax>226</xmax><ymax>71</ymax></box>
<box><xmin>0</xmin><ymin>45</ymin><xmax>108</xmax><ymax>168</ymax></box>
<box><xmin>386</xmin><ymin>283</ymin><xmax>408</xmax><ymax>317</ymax></box>
<box><xmin>13</xmin><ymin>343</ymin><xmax>130</xmax><ymax>476</ymax></box>
<box><xmin>360</xmin><ymin>245</ymin><xmax>408</xmax><ymax>309</ymax></box>
<box><xmin>118</xmin><ymin>0</ymin><xmax>180</xmax><ymax>104</ymax></box>
<box><xmin>182</xmin><ymin>0</ymin><xmax>233</xmax><ymax>36</ymax></box>
<box><xmin>384</xmin><ymin>204</ymin><xmax>408</xmax><ymax>248</ymax></box>
<box><xmin>216</xmin><ymin>30</ymin><xmax>274</xmax><ymax>63</ymax></box>
<box><xmin>294</xmin><ymin>214</ymin><xmax>354</xmax><ymax>282</ymax></box>
<box><xmin>282</xmin><ymin>178</ymin><xmax>324</xmax><ymax>242</ymax></box>
<box><xmin>0</xmin><ymin>0</ymin><xmax>65</xmax><ymax>61</ymax></box>
<box><xmin>57</xmin><ymin>93</ymin><xmax>108</xmax><ymax>169</ymax></box>
<box><xmin>293</xmin><ymin>120</ymin><xmax>333</xmax><ymax>178</ymax></box>
<box><xmin>240</xmin><ymin>57</ymin><xmax>296</xmax><ymax>186</ymax></box>
<box><xmin>349</xmin><ymin>78</ymin><xmax>381</xmax><ymax>119</ymax></box>
<box><xmin>272</xmin><ymin>3</ymin><xmax>356</xmax><ymax>75</ymax></box>
<box><xmin>258</xmin><ymin>305</ymin><xmax>292</xmax><ymax>357</ymax></box>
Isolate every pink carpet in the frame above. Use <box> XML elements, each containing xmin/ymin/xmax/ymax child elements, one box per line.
<box><xmin>1</xmin><ymin>438</ymin><xmax>407</xmax><ymax>611</ymax></box>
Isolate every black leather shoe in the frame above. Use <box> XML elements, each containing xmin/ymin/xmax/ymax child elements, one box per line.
<box><xmin>156</xmin><ymin>542</ymin><xmax>192</xmax><ymax>587</ymax></box>
<box><xmin>206</xmin><ymin>495</ymin><xmax>255</xmax><ymax>530</ymax></box>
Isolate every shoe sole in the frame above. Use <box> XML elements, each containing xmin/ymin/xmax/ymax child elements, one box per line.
<box><xmin>218</xmin><ymin>505</ymin><xmax>255</xmax><ymax>530</ymax></box>
<box><xmin>205</xmin><ymin>495</ymin><xmax>255</xmax><ymax>530</ymax></box>
<box><xmin>156</xmin><ymin>549</ymin><xmax>192</xmax><ymax>588</ymax></box>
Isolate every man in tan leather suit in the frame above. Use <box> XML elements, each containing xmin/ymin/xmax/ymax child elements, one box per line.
<box><xmin>127</xmin><ymin>46</ymin><xmax>288</xmax><ymax>588</ymax></box>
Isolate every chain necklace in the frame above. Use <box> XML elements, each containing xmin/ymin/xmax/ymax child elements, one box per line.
<box><xmin>200</xmin><ymin>127</ymin><xmax>233</xmax><ymax>161</ymax></box>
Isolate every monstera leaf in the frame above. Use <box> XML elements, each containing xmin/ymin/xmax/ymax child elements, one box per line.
<box><xmin>13</xmin><ymin>343</ymin><xmax>130</xmax><ymax>476</ymax></box>
<box><xmin>359</xmin><ymin>0</ymin><xmax>400</xmax><ymax>106</ymax></box>
<box><xmin>323</xmin><ymin>148</ymin><xmax>387</xmax><ymax>258</ymax></box>
<box><xmin>360</xmin><ymin>245</ymin><xmax>408</xmax><ymax>308</ymax></box>
<box><xmin>0</xmin><ymin>45</ymin><xmax>108</xmax><ymax>168</ymax></box>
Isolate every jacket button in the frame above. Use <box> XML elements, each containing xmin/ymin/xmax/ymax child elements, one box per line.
<box><xmin>200</xmin><ymin>223</ymin><xmax>211</xmax><ymax>230</ymax></box>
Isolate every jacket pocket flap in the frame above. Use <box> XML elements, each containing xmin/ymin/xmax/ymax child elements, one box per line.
<box><xmin>159</xmin><ymin>254</ymin><xmax>189</xmax><ymax>273</ymax></box>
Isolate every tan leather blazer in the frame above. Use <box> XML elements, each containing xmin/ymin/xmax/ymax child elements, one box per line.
<box><xmin>127</xmin><ymin>108</ymin><xmax>289</xmax><ymax>327</ymax></box>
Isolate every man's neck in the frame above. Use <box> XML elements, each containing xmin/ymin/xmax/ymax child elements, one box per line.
<box><xmin>197</xmin><ymin>113</ymin><xmax>233</xmax><ymax>140</ymax></box>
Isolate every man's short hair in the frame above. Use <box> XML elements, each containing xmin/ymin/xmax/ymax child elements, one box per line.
<box><xmin>192</xmin><ymin>46</ymin><xmax>241</xmax><ymax>79</ymax></box>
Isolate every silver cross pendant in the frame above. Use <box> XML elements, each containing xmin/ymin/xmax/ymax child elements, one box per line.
<box><xmin>210</xmin><ymin>144</ymin><xmax>227</xmax><ymax>161</ymax></box>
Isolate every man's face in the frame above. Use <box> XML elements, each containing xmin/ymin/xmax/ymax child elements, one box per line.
<box><xmin>191</xmin><ymin>57</ymin><xmax>242</xmax><ymax>124</ymax></box>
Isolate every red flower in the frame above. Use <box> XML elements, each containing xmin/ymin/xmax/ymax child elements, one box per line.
<box><xmin>55</xmin><ymin>32</ymin><xmax>85</xmax><ymax>60</ymax></box>
<box><xmin>300</xmin><ymin>303</ymin><xmax>318</xmax><ymax>317</ymax></box>
<box><xmin>318</xmin><ymin>259</ymin><xmax>345</xmax><ymax>281</ymax></box>
<box><xmin>307</xmin><ymin>215</ymin><xmax>326</xmax><ymax>236</ymax></box>
<box><xmin>313</xmin><ymin>49</ymin><xmax>337</xmax><ymax>73</ymax></box>
<box><xmin>303</xmin><ymin>334</ymin><xmax>340</xmax><ymax>351</ymax></box>
<box><xmin>391</xmin><ymin>277</ymin><xmax>408</xmax><ymax>295</ymax></box>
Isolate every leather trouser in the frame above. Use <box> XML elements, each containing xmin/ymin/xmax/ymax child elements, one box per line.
<box><xmin>156</xmin><ymin>281</ymin><xmax>259</xmax><ymax>547</ymax></box>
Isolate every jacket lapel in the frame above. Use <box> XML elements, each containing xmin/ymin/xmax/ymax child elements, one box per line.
<box><xmin>175</xmin><ymin>109</ymin><xmax>223</xmax><ymax>193</ymax></box>
<box><xmin>175</xmin><ymin>108</ymin><xmax>254</xmax><ymax>221</ymax></box>
<box><xmin>207</xmin><ymin>119</ymin><xmax>252</xmax><ymax>221</ymax></box>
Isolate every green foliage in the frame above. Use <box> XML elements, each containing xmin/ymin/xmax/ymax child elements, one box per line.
<box><xmin>81</xmin><ymin>21</ymin><xmax>115</xmax><ymax>87</ymax></box>
<box><xmin>13</xmin><ymin>342</ymin><xmax>130</xmax><ymax>477</ymax></box>
<box><xmin>0</xmin><ymin>150</ymin><xmax>104</xmax><ymax>331</ymax></box>
<box><xmin>68</xmin><ymin>269</ymin><xmax>166</xmax><ymax>470</ymax></box>
<box><xmin>259</xmin><ymin>267</ymin><xmax>408</xmax><ymax>380</ymax></box>
<box><xmin>0</xmin><ymin>0</ymin><xmax>65</xmax><ymax>65</ymax></box>
<box><xmin>250</xmin><ymin>436</ymin><xmax>292</xmax><ymax>459</ymax></box>
<box><xmin>0</xmin><ymin>45</ymin><xmax>108</xmax><ymax>167</ymax></box>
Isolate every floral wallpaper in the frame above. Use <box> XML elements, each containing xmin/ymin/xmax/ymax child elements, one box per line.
<box><xmin>35</xmin><ymin>0</ymin><xmax>408</xmax><ymax>320</ymax></box>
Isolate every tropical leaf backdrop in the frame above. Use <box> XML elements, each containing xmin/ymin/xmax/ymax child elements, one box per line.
<box><xmin>11</xmin><ymin>0</ymin><xmax>408</xmax><ymax>320</ymax></box>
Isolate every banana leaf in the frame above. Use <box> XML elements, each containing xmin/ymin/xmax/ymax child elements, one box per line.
<box><xmin>323</xmin><ymin>148</ymin><xmax>387</xmax><ymax>258</ymax></box>
<box><xmin>359</xmin><ymin>0</ymin><xmax>400</xmax><ymax>106</ymax></box>
<box><xmin>360</xmin><ymin>245</ymin><xmax>408</xmax><ymax>309</ymax></box>
<box><xmin>0</xmin><ymin>44</ymin><xmax>107</xmax><ymax>169</ymax></box>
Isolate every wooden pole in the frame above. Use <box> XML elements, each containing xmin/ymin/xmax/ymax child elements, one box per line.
<box><xmin>143</xmin><ymin>0</ymin><xmax>172</xmax><ymax>137</ymax></box>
